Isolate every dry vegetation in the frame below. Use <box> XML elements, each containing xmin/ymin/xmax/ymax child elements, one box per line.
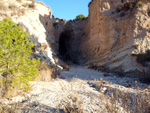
<box><xmin>0</xmin><ymin>103</ymin><xmax>20</xmax><ymax>113</ymax></box>
<box><xmin>111</xmin><ymin>0</ymin><xmax>150</xmax><ymax>17</ymax></box>
<box><xmin>63</xmin><ymin>95</ymin><xmax>83</xmax><ymax>113</ymax></box>
<box><xmin>16</xmin><ymin>0</ymin><xmax>22</xmax><ymax>3</ymax></box>
<box><xmin>1</xmin><ymin>78</ymin><xmax>149</xmax><ymax>113</ymax></box>
<box><xmin>28</xmin><ymin>3</ymin><xmax>35</xmax><ymax>9</ymax></box>
<box><xmin>0</xmin><ymin>60</ymin><xmax>60</xmax><ymax>113</ymax></box>
<box><xmin>36</xmin><ymin>61</ymin><xmax>59</xmax><ymax>81</ymax></box>
<box><xmin>8</xmin><ymin>4</ymin><xmax>18</xmax><ymax>11</ymax></box>
<box><xmin>28</xmin><ymin>0</ymin><xmax>36</xmax><ymax>9</ymax></box>
<box><xmin>60</xmin><ymin>78</ymin><xmax>150</xmax><ymax>113</ymax></box>
<box><xmin>92</xmin><ymin>79</ymin><xmax>150</xmax><ymax>113</ymax></box>
<box><xmin>0</xmin><ymin>0</ymin><xmax>36</xmax><ymax>17</ymax></box>
<box><xmin>0</xmin><ymin>3</ymin><xmax>7</xmax><ymax>10</ymax></box>
<box><xmin>23</xmin><ymin>3</ymin><xmax>29</xmax><ymax>7</ymax></box>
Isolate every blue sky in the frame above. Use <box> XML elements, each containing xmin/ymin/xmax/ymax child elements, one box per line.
<box><xmin>36</xmin><ymin>0</ymin><xmax>91</xmax><ymax>20</ymax></box>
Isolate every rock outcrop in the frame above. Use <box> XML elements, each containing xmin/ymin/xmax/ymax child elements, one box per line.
<box><xmin>0</xmin><ymin>0</ymin><xmax>57</xmax><ymax>65</ymax></box>
<box><xmin>80</xmin><ymin>0</ymin><xmax>150</xmax><ymax>73</ymax></box>
<box><xmin>0</xmin><ymin>0</ymin><xmax>85</xmax><ymax>67</ymax></box>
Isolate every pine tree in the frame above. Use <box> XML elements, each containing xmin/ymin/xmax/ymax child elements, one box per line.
<box><xmin>0</xmin><ymin>18</ymin><xmax>40</xmax><ymax>97</ymax></box>
<box><xmin>75</xmin><ymin>14</ymin><xmax>86</xmax><ymax>20</ymax></box>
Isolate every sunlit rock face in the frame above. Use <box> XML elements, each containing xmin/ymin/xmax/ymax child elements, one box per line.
<box><xmin>80</xmin><ymin>0</ymin><xmax>150</xmax><ymax>73</ymax></box>
<box><xmin>0</xmin><ymin>0</ymin><xmax>59</xmax><ymax>64</ymax></box>
<box><xmin>0</xmin><ymin>0</ymin><xmax>86</xmax><ymax>66</ymax></box>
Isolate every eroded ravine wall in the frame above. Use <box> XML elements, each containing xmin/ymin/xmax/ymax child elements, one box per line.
<box><xmin>0</xmin><ymin>0</ymin><xmax>59</xmax><ymax>65</ymax></box>
<box><xmin>80</xmin><ymin>0</ymin><xmax>150</xmax><ymax>73</ymax></box>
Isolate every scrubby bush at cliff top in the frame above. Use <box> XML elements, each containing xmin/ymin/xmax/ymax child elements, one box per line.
<box><xmin>0</xmin><ymin>18</ymin><xmax>40</xmax><ymax>97</ymax></box>
<box><xmin>75</xmin><ymin>14</ymin><xmax>86</xmax><ymax>20</ymax></box>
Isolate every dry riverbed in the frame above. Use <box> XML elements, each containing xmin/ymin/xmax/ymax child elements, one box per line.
<box><xmin>0</xmin><ymin>65</ymin><xmax>150</xmax><ymax>113</ymax></box>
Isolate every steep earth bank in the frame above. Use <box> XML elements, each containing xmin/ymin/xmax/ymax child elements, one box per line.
<box><xmin>80</xmin><ymin>0</ymin><xmax>150</xmax><ymax>74</ymax></box>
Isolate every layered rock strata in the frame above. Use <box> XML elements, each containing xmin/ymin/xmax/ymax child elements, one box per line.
<box><xmin>80</xmin><ymin>0</ymin><xmax>150</xmax><ymax>73</ymax></box>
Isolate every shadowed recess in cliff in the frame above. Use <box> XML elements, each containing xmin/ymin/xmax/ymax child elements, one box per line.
<box><xmin>59</xmin><ymin>30</ymin><xmax>71</xmax><ymax>61</ymax></box>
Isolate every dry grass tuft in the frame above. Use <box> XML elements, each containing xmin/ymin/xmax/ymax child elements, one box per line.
<box><xmin>59</xmin><ymin>60</ymin><xmax>70</xmax><ymax>71</ymax></box>
<box><xmin>16</xmin><ymin>0</ymin><xmax>22</xmax><ymax>3</ymax></box>
<box><xmin>36</xmin><ymin>61</ymin><xmax>59</xmax><ymax>81</ymax></box>
<box><xmin>62</xmin><ymin>91</ymin><xmax>83</xmax><ymax>113</ymax></box>
<box><xmin>8</xmin><ymin>4</ymin><xmax>18</xmax><ymax>11</ymax></box>
<box><xmin>0</xmin><ymin>3</ymin><xmax>7</xmax><ymax>10</ymax></box>
<box><xmin>28</xmin><ymin>0</ymin><xmax>36</xmax><ymax>9</ymax></box>
<box><xmin>0</xmin><ymin>103</ymin><xmax>19</xmax><ymax>113</ymax></box>
<box><xmin>28</xmin><ymin>4</ymin><xmax>35</xmax><ymax>9</ymax></box>
<box><xmin>22</xmin><ymin>3</ymin><xmax>29</xmax><ymax>8</ymax></box>
<box><xmin>63</xmin><ymin>95</ymin><xmax>83</xmax><ymax>113</ymax></box>
<box><xmin>11</xmin><ymin>11</ymin><xmax>18</xmax><ymax>16</ymax></box>
<box><xmin>0</xmin><ymin>13</ymin><xmax>9</xmax><ymax>18</ymax></box>
<box><xmin>99</xmin><ymin>81</ymin><xmax>150</xmax><ymax>113</ymax></box>
<box><xmin>19</xmin><ymin>9</ymin><xmax>26</xmax><ymax>16</ymax></box>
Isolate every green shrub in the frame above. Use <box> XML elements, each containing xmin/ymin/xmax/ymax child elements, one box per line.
<box><xmin>136</xmin><ymin>0</ymin><xmax>144</xmax><ymax>7</ymax></box>
<box><xmin>136</xmin><ymin>0</ymin><xmax>150</xmax><ymax>7</ymax></box>
<box><xmin>36</xmin><ymin>61</ymin><xmax>59</xmax><ymax>81</ymax></box>
<box><xmin>0</xmin><ymin>18</ymin><xmax>40</xmax><ymax>97</ymax></box>
<box><xmin>75</xmin><ymin>14</ymin><xmax>87</xmax><ymax>20</ymax></box>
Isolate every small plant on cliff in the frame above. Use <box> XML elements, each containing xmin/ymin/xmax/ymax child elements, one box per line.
<box><xmin>136</xmin><ymin>0</ymin><xmax>150</xmax><ymax>7</ymax></box>
<box><xmin>16</xmin><ymin>0</ymin><xmax>22</xmax><ymax>3</ymax></box>
<box><xmin>0</xmin><ymin>18</ymin><xmax>40</xmax><ymax>97</ymax></box>
<box><xmin>136</xmin><ymin>0</ymin><xmax>144</xmax><ymax>7</ymax></box>
<box><xmin>28</xmin><ymin>0</ymin><xmax>36</xmax><ymax>9</ymax></box>
<box><xmin>75</xmin><ymin>14</ymin><xmax>87</xmax><ymax>20</ymax></box>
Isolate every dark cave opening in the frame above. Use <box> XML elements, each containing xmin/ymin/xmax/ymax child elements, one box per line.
<box><xmin>59</xmin><ymin>31</ymin><xmax>71</xmax><ymax>62</ymax></box>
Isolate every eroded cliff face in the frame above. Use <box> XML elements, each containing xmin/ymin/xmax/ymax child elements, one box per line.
<box><xmin>0</xmin><ymin>0</ymin><xmax>59</xmax><ymax>65</ymax></box>
<box><xmin>0</xmin><ymin>0</ymin><xmax>86</xmax><ymax>68</ymax></box>
<box><xmin>1</xmin><ymin>0</ymin><xmax>150</xmax><ymax>73</ymax></box>
<box><xmin>80</xmin><ymin>0</ymin><xmax>150</xmax><ymax>73</ymax></box>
